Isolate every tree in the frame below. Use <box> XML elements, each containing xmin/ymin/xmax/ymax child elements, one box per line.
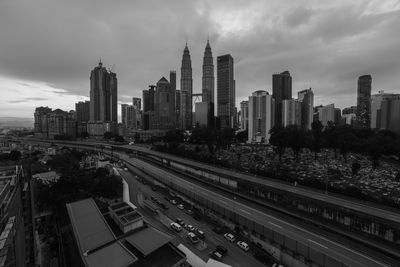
<box><xmin>236</xmin><ymin>130</ymin><xmax>248</xmax><ymax>143</ymax></box>
<box><xmin>103</xmin><ymin>131</ymin><xmax>114</xmax><ymax>140</ymax></box>
<box><xmin>324</xmin><ymin>121</ymin><xmax>338</xmax><ymax>158</ymax></box>
<box><xmin>311</xmin><ymin>120</ymin><xmax>323</xmax><ymax>160</ymax></box>
<box><xmin>286</xmin><ymin>125</ymin><xmax>305</xmax><ymax>160</ymax></box>
<box><xmin>134</xmin><ymin>132</ymin><xmax>140</xmax><ymax>143</ymax></box>
<box><xmin>80</xmin><ymin>131</ymin><xmax>89</xmax><ymax>138</ymax></box>
<box><xmin>219</xmin><ymin>127</ymin><xmax>235</xmax><ymax>149</ymax></box>
<box><xmin>9</xmin><ymin>150</ymin><xmax>22</xmax><ymax>161</ymax></box>
<box><xmin>269</xmin><ymin>126</ymin><xmax>287</xmax><ymax>161</ymax></box>
<box><xmin>114</xmin><ymin>135</ymin><xmax>125</xmax><ymax>143</ymax></box>
<box><xmin>351</xmin><ymin>161</ymin><xmax>361</xmax><ymax>176</ymax></box>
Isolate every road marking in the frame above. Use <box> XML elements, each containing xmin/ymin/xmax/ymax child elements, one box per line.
<box><xmin>308</xmin><ymin>239</ymin><xmax>328</xmax><ymax>249</ymax></box>
<box><xmin>268</xmin><ymin>222</ymin><xmax>282</xmax><ymax>229</ymax></box>
<box><xmin>239</xmin><ymin>209</ymin><xmax>251</xmax><ymax>215</ymax></box>
<box><xmin>131</xmin><ymin>158</ymin><xmax>390</xmax><ymax>267</ymax></box>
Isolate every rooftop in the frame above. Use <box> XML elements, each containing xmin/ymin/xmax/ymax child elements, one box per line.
<box><xmin>125</xmin><ymin>227</ymin><xmax>172</xmax><ymax>256</ymax></box>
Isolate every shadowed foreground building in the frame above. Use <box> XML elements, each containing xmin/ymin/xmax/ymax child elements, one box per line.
<box><xmin>66</xmin><ymin>198</ymin><xmax>185</xmax><ymax>267</ymax></box>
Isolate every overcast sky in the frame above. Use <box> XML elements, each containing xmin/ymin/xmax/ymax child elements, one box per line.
<box><xmin>1</xmin><ymin>0</ymin><xmax>400</xmax><ymax>118</ymax></box>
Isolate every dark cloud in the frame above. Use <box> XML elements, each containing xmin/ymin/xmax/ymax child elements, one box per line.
<box><xmin>0</xmin><ymin>0</ymin><xmax>399</xmax><ymax>117</ymax></box>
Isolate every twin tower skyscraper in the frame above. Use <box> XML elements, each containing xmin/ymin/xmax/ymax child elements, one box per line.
<box><xmin>180</xmin><ymin>40</ymin><xmax>215</xmax><ymax>129</ymax></box>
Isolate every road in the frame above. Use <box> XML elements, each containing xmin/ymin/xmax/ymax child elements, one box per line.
<box><xmin>120</xmin><ymin>154</ymin><xmax>391</xmax><ymax>267</ymax></box>
<box><xmin>118</xmin><ymin>165</ymin><xmax>266</xmax><ymax>267</ymax></box>
<box><xmin>123</xmin><ymin>144</ymin><xmax>400</xmax><ymax>224</ymax></box>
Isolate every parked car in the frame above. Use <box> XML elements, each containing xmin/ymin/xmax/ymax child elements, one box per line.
<box><xmin>223</xmin><ymin>233</ymin><xmax>236</xmax><ymax>242</ymax></box>
<box><xmin>123</xmin><ymin>168</ymin><xmax>128</xmax><ymax>171</ymax></box>
<box><xmin>170</xmin><ymin>199</ymin><xmax>177</xmax><ymax>205</ymax></box>
<box><xmin>213</xmin><ymin>226</ymin><xmax>223</xmax><ymax>234</ymax></box>
<box><xmin>186</xmin><ymin>224</ymin><xmax>195</xmax><ymax>232</ymax></box>
<box><xmin>216</xmin><ymin>245</ymin><xmax>228</xmax><ymax>256</ymax></box>
<box><xmin>170</xmin><ymin>222</ymin><xmax>182</xmax><ymax>232</ymax></box>
<box><xmin>175</xmin><ymin>218</ymin><xmax>184</xmax><ymax>225</ymax></box>
<box><xmin>160</xmin><ymin>203</ymin><xmax>168</xmax><ymax>210</ymax></box>
<box><xmin>236</xmin><ymin>241</ymin><xmax>250</xmax><ymax>251</ymax></box>
<box><xmin>186</xmin><ymin>209</ymin><xmax>193</xmax><ymax>215</ymax></box>
<box><xmin>177</xmin><ymin>204</ymin><xmax>184</xmax><ymax>210</ymax></box>
<box><xmin>195</xmin><ymin>229</ymin><xmax>205</xmax><ymax>239</ymax></box>
<box><xmin>187</xmin><ymin>232</ymin><xmax>200</xmax><ymax>244</ymax></box>
<box><xmin>209</xmin><ymin>250</ymin><xmax>223</xmax><ymax>261</ymax></box>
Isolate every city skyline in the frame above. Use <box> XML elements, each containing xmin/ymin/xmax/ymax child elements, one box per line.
<box><xmin>1</xmin><ymin>0</ymin><xmax>400</xmax><ymax>118</ymax></box>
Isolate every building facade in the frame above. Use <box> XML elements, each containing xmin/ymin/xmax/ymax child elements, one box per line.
<box><xmin>248</xmin><ymin>91</ymin><xmax>275</xmax><ymax>143</ymax></box>
<box><xmin>132</xmin><ymin>97</ymin><xmax>141</xmax><ymax>110</ymax></box>
<box><xmin>142</xmin><ymin>85</ymin><xmax>155</xmax><ymax>130</ymax></box>
<box><xmin>317</xmin><ymin>104</ymin><xmax>336</xmax><ymax>126</ymax></box>
<box><xmin>153</xmin><ymin>77</ymin><xmax>175</xmax><ymax>130</ymax></box>
<box><xmin>297</xmin><ymin>88</ymin><xmax>314</xmax><ymax>130</ymax></box>
<box><xmin>180</xmin><ymin>44</ymin><xmax>193</xmax><ymax>130</ymax></box>
<box><xmin>34</xmin><ymin>107</ymin><xmax>76</xmax><ymax>138</ymax></box>
<box><xmin>282</xmin><ymin>99</ymin><xmax>301</xmax><ymax>127</ymax></box>
<box><xmin>75</xmin><ymin>101</ymin><xmax>90</xmax><ymax>123</ymax></box>
<box><xmin>356</xmin><ymin>75</ymin><xmax>372</xmax><ymax>128</ymax></box>
<box><xmin>202</xmin><ymin>40</ymin><xmax>215</xmax><ymax>127</ymax></box>
<box><xmin>272</xmin><ymin>71</ymin><xmax>292</xmax><ymax>126</ymax></box>
<box><xmin>217</xmin><ymin>54</ymin><xmax>235</xmax><ymax>129</ymax></box>
<box><xmin>240</xmin><ymin>100</ymin><xmax>249</xmax><ymax>131</ymax></box>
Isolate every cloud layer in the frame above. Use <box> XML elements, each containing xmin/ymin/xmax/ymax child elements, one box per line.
<box><xmin>0</xmin><ymin>0</ymin><xmax>399</xmax><ymax>117</ymax></box>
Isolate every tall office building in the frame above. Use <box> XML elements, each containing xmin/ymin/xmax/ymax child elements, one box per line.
<box><xmin>282</xmin><ymin>99</ymin><xmax>301</xmax><ymax>127</ymax></box>
<box><xmin>248</xmin><ymin>91</ymin><xmax>275</xmax><ymax>143</ymax></box>
<box><xmin>272</xmin><ymin>71</ymin><xmax>292</xmax><ymax>126</ymax></box>
<box><xmin>153</xmin><ymin>77</ymin><xmax>175</xmax><ymax>130</ymax></box>
<box><xmin>217</xmin><ymin>54</ymin><xmax>235</xmax><ymax>128</ymax></box>
<box><xmin>142</xmin><ymin>85</ymin><xmax>155</xmax><ymax>130</ymax></box>
<box><xmin>356</xmin><ymin>75</ymin><xmax>372</xmax><ymax>128</ymax></box>
<box><xmin>297</xmin><ymin>88</ymin><xmax>314</xmax><ymax>130</ymax></box>
<box><xmin>121</xmin><ymin>104</ymin><xmax>128</xmax><ymax>126</ymax></box>
<box><xmin>370</xmin><ymin>91</ymin><xmax>400</xmax><ymax>132</ymax></box>
<box><xmin>180</xmin><ymin>43</ymin><xmax>193</xmax><ymax>129</ymax></box>
<box><xmin>170</xmin><ymin>71</ymin><xmax>176</xmax><ymax>92</ymax></box>
<box><xmin>240</xmin><ymin>100</ymin><xmax>249</xmax><ymax>131</ymax></box>
<box><xmin>202</xmin><ymin>40</ymin><xmax>215</xmax><ymax>127</ymax></box>
<box><xmin>89</xmin><ymin>61</ymin><xmax>118</xmax><ymax>123</ymax></box>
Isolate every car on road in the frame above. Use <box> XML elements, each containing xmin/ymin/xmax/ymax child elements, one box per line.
<box><xmin>177</xmin><ymin>204</ymin><xmax>184</xmax><ymax>210</ymax></box>
<box><xmin>175</xmin><ymin>218</ymin><xmax>184</xmax><ymax>225</ymax></box>
<box><xmin>236</xmin><ymin>241</ymin><xmax>250</xmax><ymax>251</ymax></box>
<box><xmin>159</xmin><ymin>203</ymin><xmax>168</xmax><ymax>210</ymax></box>
<box><xmin>223</xmin><ymin>233</ymin><xmax>236</xmax><ymax>242</ymax></box>
<box><xmin>187</xmin><ymin>232</ymin><xmax>200</xmax><ymax>244</ymax></box>
<box><xmin>186</xmin><ymin>224</ymin><xmax>195</xmax><ymax>232</ymax></box>
<box><xmin>170</xmin><ymin>222</ymin><xmax>182</xmax><ymax>232</ymax></box>
<box><xmin>216</xmin><ymin>245</ymin><xmax>227</xmax><ymax>256</ymax></box>
<box><xmin>195</xmin><ymin>229</ymin><xmax>205</xmax><ymax>239</ymax></box>
<box><xmin>123</xmin><ymin>168</ymin><xmax>128</xmax><ymax>171</ymax></box>
<box><xmin>170</xmin><ymin>199</ymin><xmax>177</xmax><ymax>205</ymax></box>
<box><xmin>212</xmin><ymin>226</ymin><xmax>223</xmax><ymax>234</ymax></box>
<box><xmin>186</xmin><ymin>209</ymin><xmax>193</xmax><ymax>215</ymax></box>
<box><xmin>209</xmin><ymin>250</ymin><xmax>223</xmax><ymax>261</ymax></box>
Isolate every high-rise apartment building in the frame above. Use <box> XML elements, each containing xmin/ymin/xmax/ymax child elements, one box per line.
<box><xmin>297</xmin><ymin>88</ymin><xmax>314</xmax><ymax>130</ymax></box>
<box><xmin>153</xmin><ymin>77</ymin><xmax>175</xmax><ymax>130</ymax></box>
<box><xmin>272</xmin><ymin>71</ymin><xmax>292</xmax><ymax>126</ymax></box>
<box><xmin>282</xmin><ymin>99</ymin><xmax>301</xmax><ymax>127</ymax></box>
<box><xmin>217</xmin><ymin>54</ymin><xmax>235</xmax><ymax>128</ymax></box>
<box><xmin>370</xmin><ymin>91</ymin><xmax>400</xmax><ymax>132</ymax></box>
<box><xmin>248</xmin><ymin>91</ymin><xmax>275</xmax><ymax>143</ymax></box>
<box><xmin>89</xmin><ymin>61</ymin><xmax>118</xmax><ymax>123</ymax></box>
<box><xmin>240</xmin><ymin>100</ymin><xmax>249</xmax><ymax>131</ymax></box>
<box><xmin>317</xmin><ymin>104</ymin><xmax>336</xmax><ymax>126</ymax></box>
<box><xmin>180</xmin><ymin>44</ymin><xmax>193</xmax><ymax>129</ymax></box>
<box><xmin>356</xmin><ymin>75</ymin><xmax>372</xmax><ymax>128</ymax></box>
<box><xmin>34</xmin><ymin>107</ymin><xmax>76</xmax><ymax>138</ymax></box>
<box><xmin>202</xmin><ymin>40</ymin><xmax>215</xmax><ymax>127</ymax></box>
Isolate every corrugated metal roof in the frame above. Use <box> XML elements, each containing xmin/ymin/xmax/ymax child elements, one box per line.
<box><xmin>125</xmin><ymin>227</ymin><xmax>172</xmax><ymax>256</ymax></box>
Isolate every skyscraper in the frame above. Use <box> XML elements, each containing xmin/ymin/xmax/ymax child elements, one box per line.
<box><xmin>142</xmin><ymin>85</ymin><xmax>155</xmax><ymax>130</ymax></box>
<box><xmin>202</xmin><ymin>40</ymin><xmax>215</xmax><ymax>127</ymax></box>
<box><xmin>356</xmin><ymin>75</ymin><xmax>372</xmax><ymax>128</ymax></box>
<box><xmin>180</xmin><ymin>43</ymin><xmax>193</xmax><ymax>130</ymax></box>
<box><xmin>132</xmin><ymin>97</ymin><xmax>141</xmax><ymax>110</ymax></box>
<box><xmin>153</xmin><ymin>77</ymin><xmax>175</xmax><ymax>130</ymax></box>
<box><xmin>272</xmin><ymin>71</ymin><xmax>292</xmax><ymax>126</ymax></box>
<box><xmin>217</xmin><ymin>54</ymin><xmax>235</xmax><ymax>128</ymax></box>
<box><xmin>297</xmin><ymin>88</ymin><xmax>314</xmax><ymax>130</ymax></box>
<box><xmin>248</xmin><ymin>91</ymin><xmax>274</xmax><ymax>143</ymax></box>
<box><xmin>89</xmin><ymin>61</ymin><xmax>117</xmax><ymax>123</ymax></box>
<box><xmin>317</xmin><ymin>104</ymin><xmax>335</xmax><ymax>126</ymax></box>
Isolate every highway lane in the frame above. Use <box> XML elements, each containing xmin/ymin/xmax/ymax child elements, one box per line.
<box><xmin>124</xmin><ymin>155</ymin><xmax>391</xmax><ymax>267</ymax></box>
<box><xmin>118</xmin><ymin>165</ymin><xmax>266</xmax><ymax>267</ymax></box>
<box><xmin>124</xmin><ymin>144</ymin><xmax>400</xmax><ymax>224</ymax></box>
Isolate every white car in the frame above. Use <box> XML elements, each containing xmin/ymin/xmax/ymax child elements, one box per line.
<box><xmin>187</xmin><ymin>232</ymin><xmax>200</xmax><ymax>244</ymax></box>
<box><xmin>223</xmin><ymin>233</ymin><xmax>236</xmax><ymax>242</ymax></box>
<box><xmin>236</xmin><ymin>241</ymin><xmax>250</xmax><ymax>251</ymax></box>
<box><xmin>177</xmin><ymin>204</ymin><xmax>184</xmax><ymax>210</ymax></box>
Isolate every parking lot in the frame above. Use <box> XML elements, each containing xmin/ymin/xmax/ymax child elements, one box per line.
<box><xmin>118</xmin><ymin>166</ymin><xmax>272</xmax><ymax>267</ymax></box>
